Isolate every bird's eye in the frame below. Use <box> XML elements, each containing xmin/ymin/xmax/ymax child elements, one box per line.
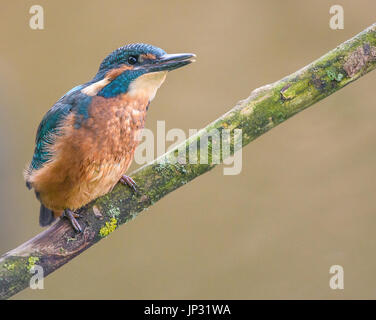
<box><xmin>127</xmin><ymin>55</ymin><xmax>138</xmax><ymax>65</ymax></box>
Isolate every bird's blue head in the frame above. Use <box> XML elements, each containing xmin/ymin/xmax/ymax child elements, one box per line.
<box><xmin>83</xmin><ymin>43</ymin><xmax>195</xmax><ymax>100</ymax></box>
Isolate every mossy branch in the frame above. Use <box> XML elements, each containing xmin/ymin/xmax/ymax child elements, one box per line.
<box><xmin>1</xmin><ymin>23</ymin><xmax>376</xmax><ymax>299</ymax></box>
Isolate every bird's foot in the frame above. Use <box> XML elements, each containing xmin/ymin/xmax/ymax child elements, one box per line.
<box><xmin>62</xmin><ymin>209</ymin><xmax>82</xmax><ymax>233</ymax></box>
<box><xmin>120</xmin><ymin>174</ymin><xmax>138</xmax><ymax>193</ymax></box>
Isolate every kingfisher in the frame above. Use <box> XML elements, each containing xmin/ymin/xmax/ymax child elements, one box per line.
<box><xmin>24</xmin><ymin>43</ymin><xmax>196</xmax><ymax>232</ymax></box>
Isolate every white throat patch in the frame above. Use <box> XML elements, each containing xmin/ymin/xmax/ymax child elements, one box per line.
<box><xmin>127</xmin><ymin>71</ymin><xmax>167</xmax><ymax>101</ymax></box>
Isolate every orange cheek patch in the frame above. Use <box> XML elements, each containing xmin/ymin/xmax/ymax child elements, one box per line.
<box><xmin>106</xmin><ymin>64</ymin><xmax>134</xmax><ymax>80</ymax></box>
<box><xmin>141</xmin><ymin>53</ymin><xmax>156</xmax><ymax>60</ymax></box>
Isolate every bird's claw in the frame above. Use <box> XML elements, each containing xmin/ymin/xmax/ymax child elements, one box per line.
<box><xmin>120</xmin><ymin>175</ymin><xmax>138</xmax><ymax>193</ymax></box>
<box><xmin>63</xmin><ymin>209</ymin><xmax>82</xmax><ymax>233</ymax></box>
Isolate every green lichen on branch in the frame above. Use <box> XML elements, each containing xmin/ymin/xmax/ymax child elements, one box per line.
<box><xmin>326</xmin><ymin>68</ymin><xmax>344</xmax><ymax>82</ymax></box>
<box><xmin>1</xmin><ymin>23</ymin><xmax>376</xmax><ymax>300</ymax></box>
<box><xmin>0</xmin><ymin>255</ymin><xmax>36</xmax><ymax>299</ymax></box>
<box><xmin>4</xmin><ymin>263</ymin><xmax>15</xmax><ymax>271</ymax></box>
<box><xmin>26</xmin><ymin>257</ymin><xmax>39</xmax><ymax>271</ymax></box>
<box><xmin>99</xmin><ymin>217</ymin><xmax>118</xmax><ymax>237</ymax></box>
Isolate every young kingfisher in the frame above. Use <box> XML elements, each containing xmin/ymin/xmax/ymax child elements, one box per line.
<box><xmin>24</xmin><ymin>43</ymin><xmax>196</xmax><ymax>232</ymax></box>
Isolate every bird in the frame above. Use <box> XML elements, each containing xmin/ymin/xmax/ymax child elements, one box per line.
<box><xmin>24</xmin><ymin>43</ymin><xmax>196</xmax><ymax>232</ymax></box>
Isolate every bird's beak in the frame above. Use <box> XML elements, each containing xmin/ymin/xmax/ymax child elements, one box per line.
<box><xmin>145</xmin><ymin>53</ymin><xmax>196</xmax><ymax>73</ymax></box>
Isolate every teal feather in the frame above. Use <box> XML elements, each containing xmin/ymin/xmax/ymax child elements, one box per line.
<box><xmin>30</xmin><ymin>85</ymin><xmax>92</xmax><ymax>171</ymax></box>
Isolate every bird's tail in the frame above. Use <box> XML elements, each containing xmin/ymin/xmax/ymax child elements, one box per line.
<box><xmin>39</xmin><ymin>205</ymin><xmax>56</xmax><ymax>227</ymax></box>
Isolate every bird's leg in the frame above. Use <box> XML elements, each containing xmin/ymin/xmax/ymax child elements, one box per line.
<box><xmin>119</xmin><ymin>174</ymin><xmax>138</xmax><ymax>193</ymax></box>
<box><xmin>62</xmin><ymin>209</ymin><xmax>82</xmax><ymax>233</ymax></box>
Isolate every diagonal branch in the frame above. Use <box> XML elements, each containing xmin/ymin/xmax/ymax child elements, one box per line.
<box><xmin>1</xmin><ymin>23</ymin><xmax>376</xmax><ymax>300</ymax></box>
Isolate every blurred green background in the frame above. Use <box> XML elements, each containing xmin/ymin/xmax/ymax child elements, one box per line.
<box><xmin>1</xmin><ymin>0</ymin><xmax>376</xmax><ymax>299</ymax></box>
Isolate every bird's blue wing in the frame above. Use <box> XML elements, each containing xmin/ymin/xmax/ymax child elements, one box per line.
<box><xmin>30</xmin><ymin>102</ymin><xmax>73</xmax><ymax>171</ymax></box>
<box><xmin>29</xmin><ymin>85</ymin><xmax>87</xmax><ymax>171</ymax></box>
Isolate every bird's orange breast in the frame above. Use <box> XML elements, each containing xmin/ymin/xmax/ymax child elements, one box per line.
<box><xmin>29</xmin><ymin>93</ymin><xmax>149</xmax><ymax>212</ymax></box>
